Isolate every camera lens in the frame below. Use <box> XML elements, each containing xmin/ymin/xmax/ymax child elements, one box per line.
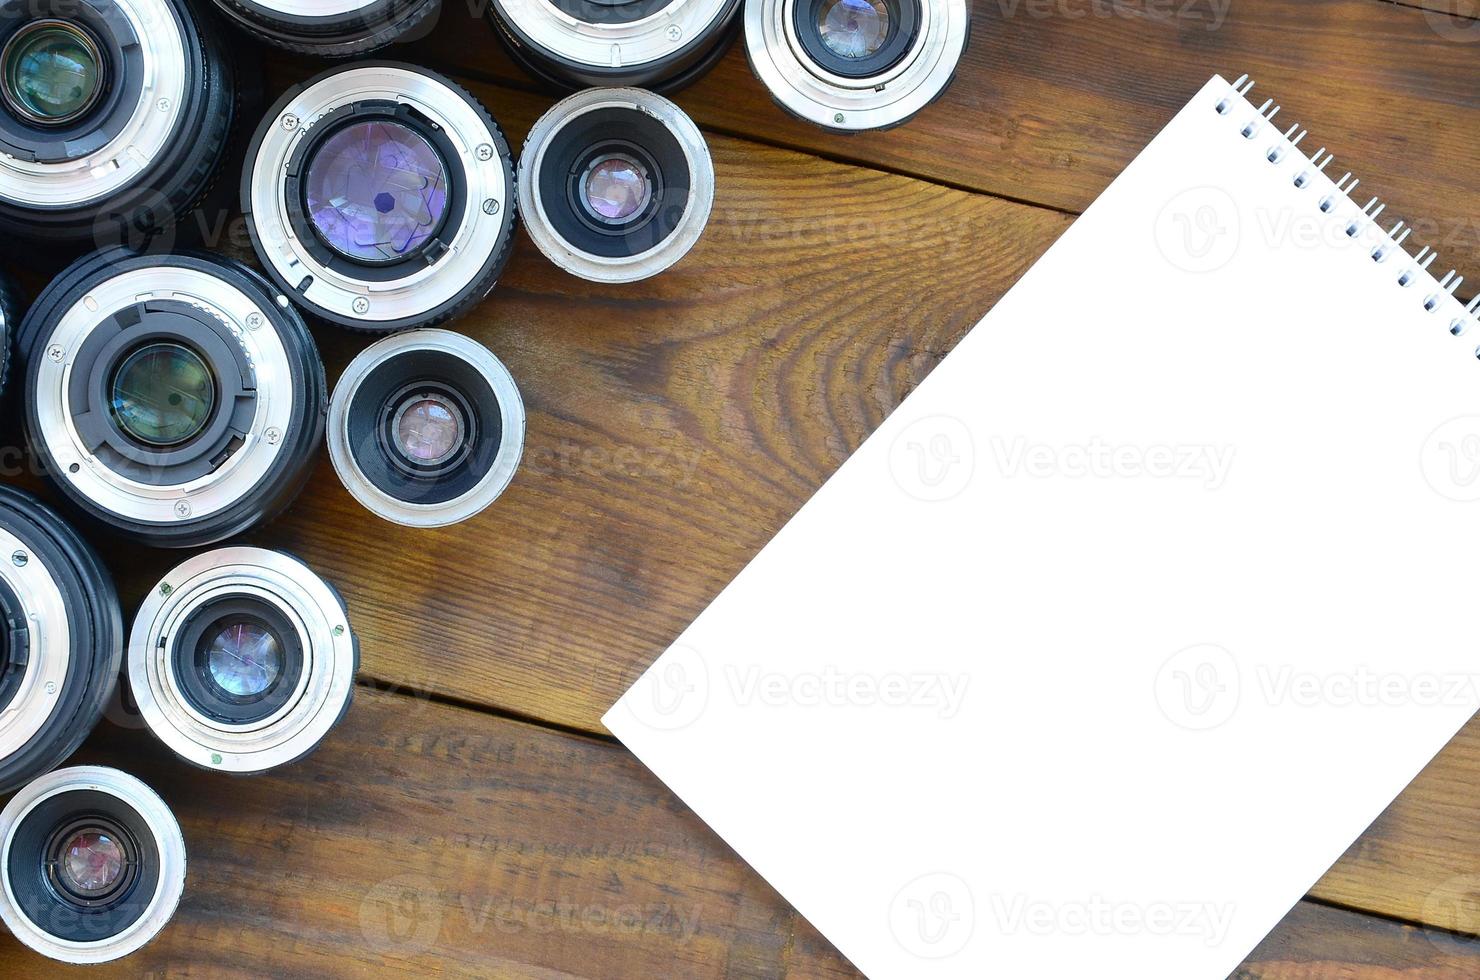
<box><xmin>487</xmin><ymin>0</ymin><xmax>741</xmax><ymax>92</ymax></box>
<box><xmin>18</xmin><ymin>247</ymin><xmax>327</xmax><ymax>549</ymax></box>
<box><xmin>129</xmin><ymin>547</ymin><xmax>358</xmax><ymax>773</ymax></box>
<box><xmin>0</xmin><ymin>766</ymin><xmax>185</xmax><ymax>963</ymax></box>
<box><xmin>519</xmin><ymin>87</ymin><xmax>713</xmax><ymax>283</ymax></box>
<box><xmin>328</xmin><ymin>329</ymin><xmax>525</xmax><ymax>527</ymax></box>
<box><xmin>243</xmin><ymin>63</ymin><xmax>516</xmax><ymax>333</ymax></box>
<box><xmin>0</xmin><ymin>486</ymin><xmax>123</xmax><ymax>797</ymax></box>
<box><xmin>746</xmin><ymin>0</ymin><xmax>967</xmax><ymax>130</ymax></box>
<box><xmin>0</xmin><ymin>0</ymin><xmax>237</xmax><ymax>245</ymax></box>
<box><xmin>209</xmin><ymin>0</ymin><xmax>442</xmax><ymax>56</ymax></box>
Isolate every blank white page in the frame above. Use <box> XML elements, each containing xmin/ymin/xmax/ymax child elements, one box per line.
<box><xmin>605</xmin><ymin>75</ymin><xmax>1480</xmax><ymax>979</ymax></box>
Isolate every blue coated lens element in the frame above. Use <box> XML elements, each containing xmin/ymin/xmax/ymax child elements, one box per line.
<box><xmin>205</xmin><ymin>620</ymin><xmax>284</xmax><ymax>699</ymax></box>
<box><xmin>818</xmin><ymin>0</ymin><xmax>890</xmax><ymax>59</ymax></box>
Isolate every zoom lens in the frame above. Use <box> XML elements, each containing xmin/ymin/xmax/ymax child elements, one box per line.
<box><xmin>0</xmin><ymin>0</ymin><xmax>237</xmax><ymax>245</ymax></box>
<box><xmin>0</xmin><ymin>487</ymin><xmax>123</xmax><ymax>797</ymax></box>
<box><xmin>243</xmin><ymin>62</ymin><xmax>516</xmax><ymax>333</ymax></box>
<box><xmin>129</xmin><ymin>548</ymin><xmax>358</xmax><ymax>773</ymax></box>
<box><xmin>328</xmin><ymin>329</ymin><xmax>524</xmax><ymax>526</ymax></box>
<box><xmin>519</xmin><ymin>88</ymin><xmax>713</xmax><ymax>283</ymax></box>
<box><xmin>746</xmin><ymin>0</ymin><xmax>967</xmax><ymax>130</ymax></box>
<box><xmin>488</xmin><ymin>0</ymin><xmax>741</xmax><ymax>91</ymax></box>
<box><xmin>209</xmin><ymin>0</ymin><xmax>442</xmax><ymax>56</ymax></box>
<box><xmin>0</xmin><ymin>767</ymin><xmax>185</xmax><ymax>963</ymax></box>
<box><xmin>18</xmin><ymin>248</ymin><xmax>327</xmax><ymax>548</ymax></box>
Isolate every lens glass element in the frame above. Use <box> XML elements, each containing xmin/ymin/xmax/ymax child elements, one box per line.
<box><xmin>817</xmin><ymin>0</ymin><xmax>891</xmax><ymax>59</ymax></box>
<box><xmin>1</xmin><ymin>21</ymin><xmax>105</xmax><ymax>125</ymax></box>
<box><xmin>109</xmin><ymin>342</ymin><xmax>217</xmax><ymax>448</ymax></box>
<box><xmin>583</xmin><ymin>156</ymin><xmax>650</xmax><ymax>223</ymax></box>
<box><xmin>58</xmin><ymin>830</ymin><xmax>125</xmax><ymax>898</ymax></box>
<box><xmin>205</xmin><ymin>620</ymin><xmax>284</xmax><ymax>699</ymax></box>
<box><xmin>304</xmin><ymin>121</ymin><xmax>450</xmax><ymax>264</ymax></box>
<box><xmin>392</xmin><ymin>393</ymin><xmax>465</xmax><ymax>466</ymax></box>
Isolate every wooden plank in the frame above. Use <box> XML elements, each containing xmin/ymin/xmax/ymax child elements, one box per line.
<box><xmin>0</xmin><ymin>687</ymin><xmax>1473</xmax><ymax>977</ymax></box>
<box><xmin>404</xmin><ymin>0</ymin><xmax>1480</xmax><ymax>276</ymax></box>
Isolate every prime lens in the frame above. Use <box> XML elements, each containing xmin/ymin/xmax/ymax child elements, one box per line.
<box><xmin>243</xmin><ymin>62</ymin><xmax>517</xmax><ymax>333</ymax></box>
<box><xmin>745</xmin><ymin>0</ymin><xmax>968</xmax><ymax>131</ymax></box>
<box><xmin>129</xmin><ymin>547</ymin><xmax>358</xmax><ymax>774</ymax></box>
<box><xmin>328</xmin><ymin>329</ymin><xmax>524</xmax><ymax>526</ymax></box>
<box><xmin>0</xmin><ymin>766</ymin><xmax>185</xmax><ymax>963</ymax></box>
<box><xmin>519</xmin><ymin>87</ymin><xmax>713</xmax><ymax>283</ymax></box>
<box><xmin>0</xmin><ymin>0</ymin><xmax>237</xmax><ymax>245</ymax></box>
<box><xmin>0</xmin><ymin>486</ymin><xmax>123</xmax><ymax>796</ymax></box>
<box><xmin>18</xmin><ymin>248</ymin><xmax>326</xmax><ymax>548</ymax></box>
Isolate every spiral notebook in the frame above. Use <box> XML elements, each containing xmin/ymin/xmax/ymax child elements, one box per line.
<box><xmin>605</xmin><ymin>75</ymin><xmax>1480</xmax><ymax>978</ymax></box>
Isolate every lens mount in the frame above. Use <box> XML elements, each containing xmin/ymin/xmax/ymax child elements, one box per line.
<box><xmin>19</xmin><ymin>248</ymin><xmax>327</xmax><ymax>548</ymax></box>
<box><xmin>0</xmin><ymin>766</ymin><xmax>185</xmax><ymax>964</ymax></box>
<box><xmin>745</xmin><ymin>0</ymin><xmax>967</xmax><ymax>131</ymax></box>
<box><xmin>0</xmin><ymin>487</ymin><xmax>122</xmax><ymax>797</ymax></box>
<box><xmin>488</xmin><ymin>0</ymin><xmax>741</xmax><ymax>90</ymax></box>
<box><xmin>328</xmin><ymin>329</ymin><xmax>525</xmax><ymax>527</ymax></box>
<box><xmin>129</xmin><ymin>547</ymin><xmax>358</xmax><ymax>774</ymax></box>
<box><xmin>0</xmin><ymin>0</ymin><xmax>236</xmax><ymax>243</ymax></box>
<box><xmin>210</xmin><ymin>0</ymin><xmax>443</xmax><ymax>56</ymax></box>
<box><xmin>243</xmin><ymin>62</ymin><xmax>517</xmax><ymax>333</ymax></box>
<box><xmin>519</xmin><ymin>87</ymin><xmax>712</xmax><ymax>283</ymax></box>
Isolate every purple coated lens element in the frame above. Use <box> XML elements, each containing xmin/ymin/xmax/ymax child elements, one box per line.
<box><xmin>583</xmin><ymin>156</ymin><xmax>650</xmax><ymax>223</ymax></box>
<box><xmin>303</xmin><ymin>120</ymin><xmax>450</xmax><ymax>264</ymax></box>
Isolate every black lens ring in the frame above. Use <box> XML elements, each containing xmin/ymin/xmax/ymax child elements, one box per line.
<box><xmin>169</xmin><ymin>595</ymin><xmax>305</xmax><ymax>725</ymax></box>
<box><xmin>346</xmin><ymin>348</ymin><xmax>503</xmax><ymax>506</ymax></box>
<box><xmin>537</xmin><ymin>105</ymin><xmax>692</xmax><ymax>259</ymax></box>
<box><xmin>792</xmin><ymin>0</ymin><xmax>919</xmax><ymax>79</ymax></box>
<box><xmin>0</xmin><ymin>486</ymin><xmax>122</xmax><ymax>796</ymax></box>
<box><xmin>377</xmin><ymin>381</ymin><xmax>477</xmax><ymax>479</ymax></box>
<box><xmin>63</xmin><ymin>300</ymin><xmax>256</xmax><ymax>485</ymax></box>
<box><xmin>282</xmin><ymin>99</ymin><xmax>466</xmax><ymax>282</ymax></box>
<box><xmin>41</xmin><ymin>814</ymin><xmax>142</xmax><ymax>909</ymax></box>
<box><xmin>0</xmin><ymin>3</ymin><xmax>142</xmax><ymax>164</ymax></box>
<box><xmin>565</xmin><ymin>141</ymin><xmax>663</xmax><ymax>239</ymax></box>
<box><xmin>211</xmin><ymin>0</ymin><xmax>441</xmax><ymax>56</ymax></box>
<box><xmin>0</xmin><ymin>573</ymin><xmax>30</xmax><ymax>716</ymax></box>
<box><xmin>6</xmin><ymin>789</ymin><xmax>159</xmax><ymax>943</ymax></box>
<box><xmin>19</xmin><ymin>247</ymin><xmax>327</xmax><ymax>549</ymax></box>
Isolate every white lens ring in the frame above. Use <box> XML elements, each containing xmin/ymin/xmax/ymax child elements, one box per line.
<box><xmin>492</xmin><ymin>0</ymin><xmax>734</xmax><ymax>75</ymax></box>
<box><xmin>745</xmin><ymin>0</ymin><xmax>968</xmax><ymax>131</ymax></box>
<box><xmin>519</xmin><ymin>87</ymin><xmax>713</xmax><ymax>284</ymax></box>
<box><xmin>129</xmin><ymin>547</ymin><xmax>357</xmax><ymax>774</ymax></box>
<box><xmin>0</xmin><ymin>0</ymin><xmax>188</xmax><ymax>208</ymax></box>
<box><xmin>0</xmin><ymin>766</ymin><xmax>186</xmax><ymax>965</ymax></box>
<box><xmin>328</xmin><ymin>329</ymin><xmax>526</xmax><ymax>527</ymax></box>
<box><xmin>30</xmin><ymin>266</ymin><xmax>298</xmax><ymax>527</ymax></box>
<box><xmin>244</xmin><ymin>63</ymin><xmax>515</xmax><ymax>329</ymax></box>
<box><xmin>0</xmin><ymin>529</ymin><xmax>71</xmax><ymax>766</ymax></box>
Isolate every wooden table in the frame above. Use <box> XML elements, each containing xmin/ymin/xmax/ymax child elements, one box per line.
<box><xmin>4</xmin><ymin>0</ymin><xmax>1480</xmax><ymax>975</ymax></box>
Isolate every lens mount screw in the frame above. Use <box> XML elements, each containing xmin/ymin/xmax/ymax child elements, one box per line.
<box><xmin>475</xmin><ymin>143</ymin><xmax>494</xmax><ymax>161</ymax></box>
<box><xmin>482</xmin><ymin>199</ymin><xmax>499</xmax><ymax>215</ymax></box>
<box><xmin>265</xmin><ymin>427</ymin><xmax>282</xmax><ymax>445</ymax></box>
<box><xmin>834</xmin><ymin>113</ymin><xmax>845</xmax><ymax>124</ymax></box>
<box><xmin>281</xmin><ymin>114</ymin><xmax>299</xmax><ymax>131</ymax></box>
<box><xmin>667</xmin><ymin>24</ymin><xmax>682</xmax><ymax>41</ymax></box>
<box><xmin>333</xmin><ymin>625</ymin><xmax>345</xmax><ymax>637</ymax></box>
<box><xmin>157</xmin><ymin>98</ymin><xmax>170</xmax><ymax>112</ymax></box>
<box><xmin>211</xmin><ymin>753</ymin><xmax>223</xmax><ymax>765</ymax></box>
<box><xmin>9</xmin><ymin>550</ymin><xmax>26</xmax><ymax>567</ymax></box>
<box><xmin>352</xmin><ymin>297</ymin><xmax>370</xmax><ymax>315</ymax></box>
<box><xmin>174</xmin><ymin>500</ymin><xmax>191</xmax><ymax>518</ymax></box>
<box><xmin>46</xmin><ymin>344</ymin><xmax>64</xmax><ymax>362</ymax></box>
<box><xmin>159</xmin><ymin>583</ymin><xmax>173</xmax><ymax>596</ymax></box>
<box><xmin>246</xmin><ymin>312</ymin><xmax>263</xmax><ymax>330</ymax></box>
<box><xmin>44</xmin><ymin>682</ymin><xmax>55</xmax><ymax>695</ymax></box>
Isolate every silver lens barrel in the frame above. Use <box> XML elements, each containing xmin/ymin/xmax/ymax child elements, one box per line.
<box><xmin>745</xmin><ymin>0</ymin><xmax>968</xmax><ymax>131</ymax></box>
<box><xmin>129</xmin><ymin>547</ymin><xmax>358</xmax><ymax>774</ymax></box>
<box><xmin>0</xmin><ymin>766</ymin><xmax>186</xmax><ymax>964</ymax></box>
<box><xmin>518</xmin><ymin>87</ymin><xmax>713</xmax><ymax>283</ymax></box>
<box><xmin>328</xmin><ymin>329</ymin><xmax>525</xmax><ymax>527</ymax></box>
<box><xmin>243</xmin><ymin>62</ymin><xmax>517</xmax><ymax>333</ymax></box>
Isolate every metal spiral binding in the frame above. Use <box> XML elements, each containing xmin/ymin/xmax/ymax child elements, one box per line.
<box><xmin>1219</xmin><ymin>74</ymin><xmax>1480</xmax><ymax>352</ymax></box>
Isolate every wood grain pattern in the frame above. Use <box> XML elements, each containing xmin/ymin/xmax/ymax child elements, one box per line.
<box><xmin>1</xmin><ymin>688</ymin><xmax>1475</xmax><ymax>977</ymax></box>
